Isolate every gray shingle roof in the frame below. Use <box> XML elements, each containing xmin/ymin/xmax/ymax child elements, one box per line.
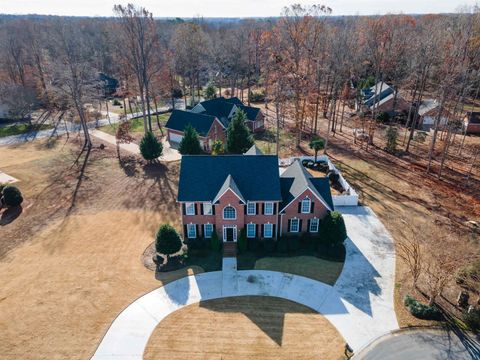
<box><xmin>165</xmin><ymin>110</ymin><xmax>216</xmax><ymax>137</ymax></box>
<box><xmin>213</xmin><ymin>174</ymin><xmax>246</xmax><ymax>203</ymax></box>
<box><xmin>244</xmin><ymin>144</ymin><xmax>264</xmax><ymax>155</ymax></box>
<box><xmin>467</xmin><ymin>112</ymin><xmax>480</xmax><ymax>124</ymax></box>
<box><xmin>279</xmin><ymin>159</ymin><xmax>333</xmax><ymax>211</ymax></box>
<box><xmin>238</xmin><ymin>105</ymin><xmax>260</xmax><ymax>121</ymax></box>
<box><xmin>178</xmin><ymin>155</ymin><xmax>282</xmax><ymax>202</ymax></box>
<box><xmin>196</xmin><ymin>97</ymin><xmax>261</xmax><ymax>124</ymax></box>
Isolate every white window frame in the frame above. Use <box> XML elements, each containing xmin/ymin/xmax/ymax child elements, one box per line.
<box><xmin>187</xmin><ymin>224</ymin><xmax>196</xmax><ymax>238</ymax></box>
<box><xmin>264</xmin><ymin>202</ymin><xmax>274</xmax><ymax>215</ymax></box>
<box><xmin>223</xmin><ymin>205</ymin><xmax>237</xmax><ymax>220</ymax></box>
<box><xmin>203</xmin><ymin>202</ymin><xmax>212</xmax><ymax>215</ymax></box>
<box><xmin>301</xmin><ymin>198</ymin><xmax>311</xmax><ymax>213</ymax></box>
<box><xmin>185</xmin><ymin>202</ymin><xmax>195</xmax><ymax>216</ymax></box>
<box><xmin>310</xmin><ymin>218</ymin><xmax>319</xmax><ymax>233</ymax></box>
<box><xmin>290</xmin><ymin>218</ymin><xmax>299</xmax><ymax>233</ymax></box>
<box><xmin>204</xmin><ymin>223</ymin><xmax>213</xmax><ymax>238</ymax></box>
<box><xmin>263</xmin><ymin>223</ymin><xmax>273</xmax><ymax>238</ymax></box>
<box><xmin>246</xmin><ymin>223</ymin><xmax>256</xmax><ymax>238</ymax></box>
<box><xmin>247</xmin><ymin>202</ymin><xmax>256</xmax><ymax>215</ymax></box>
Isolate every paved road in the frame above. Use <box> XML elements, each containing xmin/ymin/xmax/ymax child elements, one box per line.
<box><xmin>0</xmin><ymin>102</ymin><xmax>184</xmax><ymax>146</ymax></box>
<box><xmin>355</xmin><ymin>328</ymin><xmax>480</xmax><ymax>360</ymax></box>
<box><xmin>91</xmin><ymin>206</ymin><xmax>399</xmax><ymax>359</ymax></box>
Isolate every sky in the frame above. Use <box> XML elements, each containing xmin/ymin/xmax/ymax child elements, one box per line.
<box><xmin>0</xmin><ymin>0</ymin><xmax>478</xmax><ymax>17</ymax></box>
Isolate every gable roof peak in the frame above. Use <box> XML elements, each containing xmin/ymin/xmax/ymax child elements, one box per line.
<box><xmin>213</xmin><ymin>174</ymin><xmax>246</xmax><ymax>204</ymax></box>
<box><xmin>244</xmin><ymin>144</ymin><xmax>264</xmax><ymax>155</ymax></box>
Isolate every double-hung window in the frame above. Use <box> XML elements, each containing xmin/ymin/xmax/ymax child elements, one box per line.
<box><xmin>309</xmin><ymin>218</ymin><xmax>319</xmax><ymax>233</ymax></box>
<box><xmin>290</xmin><ymin>218</ymin><xmax>299</xmax><ymax>233</ymax></box>
<box><xmin>301</xmin><ymin>198</ymin><xmax>311</xmax><ymax>213</ymax></box>
<box><xmin>263</xmin><ymin>224</ymin><xmax>273</xmax><ymax>238</ymax></box>
<box><xmin>246</xmin><ymin>223</ymin><xmax>256</xmax><ymax>238</ymax></box>
<box><xmin>185</xmin><ymin>202</ymin><xmax>195</xmax><ymax>215</ymax></box>
<box><xmin>247</xmin><ymin>202</ymin><xmax>256</xmax><ymax>215</ymax></box>
<box><xmin>264</xmin><ymin>202</ymin><xmax>274</xmax><ymax>215</ymax></box>
<box><xmin>204</xmin><ymin>224</ymin><xmax>213</xmax><ymax>238</ymax></box>
<box><xmin>203</xmin><ymin>203</ymin><xmax>212</xmax><ymax>215</ymax></box>
<box><xmin>223</xmin><ymin>206</ymin><xmax>236</xmax><ymax>220</ymax></box>
<box><xmin>187</xmin><ymin>224</ymin><xmax>196</xmax><ymax>238</ymax></box>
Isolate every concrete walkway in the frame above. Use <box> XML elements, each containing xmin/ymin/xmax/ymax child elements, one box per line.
<box><xmin>92</xmin><ymin>206</ymin><xmax>398</xmax><ymax>359</ymax></box>
<box><xmin>90</xmin><ymin>129</ymin><xmax>181</xmax><ymax>162</ymax></box>
<box><xmin>0</xmin><ymin>171</ymin><xmax>18</xmax><ymax>184</ymax></box>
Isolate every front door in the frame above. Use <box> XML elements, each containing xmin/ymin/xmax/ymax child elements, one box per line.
<box><xmin>226</xmin><ymin>228</ymin><xmax>234</xmax><ymax>242</ymax></box>
<box><xmin>223</xmin><ymin>226</ymin><xmax>237</xmax><ymax>242</ymax></box>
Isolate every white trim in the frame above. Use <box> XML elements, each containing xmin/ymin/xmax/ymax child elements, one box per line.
<box><xmin>309</xmin><ymin>218</ymin><xmax>319</xmax><ymax>233</ymax></box>
<box><xmin>280</xmin><ymin>188</ymin><xmax>332</xmax><ymax>213</ymax></box>
<box><xmin>204</xmin><ymin>223</ymin><xmax>213</xmax><ymax>238</ymax></box>
<box><xmin>301</xmin><ymin>197</ymin><xmax>311</xmax><ymax>213</ymax></box>
<box><xmin>289</xmin><ymin>218</ymin><xmax>300</xmax><ymax>233</ymax></box>
<box><xmin>222</xmin><ymin>225</ymin><xmax>237</xmax><ymax>242</ymax></box>
<box><xmin>185</xmin><ymin>202</ymin><xmax>195</xmax><ymax>216</ymax></box>
<box><xmin>213</xmin><ymin>188</ymin><xmax>246</xmax><ymax>205</ymax></box>
<box><xmin>246</xmin><ymin>223</ymin><xmax>256</xmax><ymax>238</ymax></box>
<box><xmin>263</xmin><ymin>223</ymin><xmax>273</xmax><ymax>238</ymax></box>
<box><xmin>222</xmin><ymin>205</ymin><xmax>237</xmax><ymax>220</ymax></box>
<box><xmin>264</xmin><ymin>202</ymin><xmax>274</xmax><ymax>215</ymax></box>
<box><xmin>202</xmin><ymin>202</ymin><xmax>212</xmax><ymax>215</ymax></box>
<box><xmin>187</xmin><ymin>223</ymin><xmax>196</xmax><ymax>238</ymax></box>
<box><xmin>247</xmin><ymin>201</ymin><xmax>256</xmax><ymax>215</ymax></box>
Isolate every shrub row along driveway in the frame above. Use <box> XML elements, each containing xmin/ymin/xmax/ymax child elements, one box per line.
<box><xmin>92</xmin><ymin>206</ymin><xmax>398</xmax><ymax>359</ymax></box>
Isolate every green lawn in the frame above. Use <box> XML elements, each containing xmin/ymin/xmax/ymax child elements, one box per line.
<box><xmin>237</xmin><ymin>248</ymin><xmax>345</xmax><ymax>286</ymax></box>
<box><xmin>0</xmin><ymin>123</ymin><xmax>52</xmax><ymax>138</ymax></box>
<box><xmin>98</xmin><ymin>113</ymin><xmax>170</xmax><ymax>137</ymax></box>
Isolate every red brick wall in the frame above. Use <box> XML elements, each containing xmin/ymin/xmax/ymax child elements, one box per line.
<box><xmin>280</xmin><ymin>189</ymin><xmax>329</xmax><ymax>236</ymax></box>
<box><xmin>206</xmin><ymin>120</ymin><xmax>226</xmax><ymax>149</ymax></box>
<box><xmin>467</xmin><ymin>123</ymin><xmax>480</xmax><ymax>134</ymax></box>
<box><xmin>214</xmin><ymin>189</ymin><xmax>245</xmax><ymax>239</ymax></box>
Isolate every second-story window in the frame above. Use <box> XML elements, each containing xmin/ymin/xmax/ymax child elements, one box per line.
<box><xmin>223</xmin><ymin>205</ymin><xmax>236</xmax><ymax>220</ymax></box>
<box><xmin>247</xmin><ymin>202</ymin><xmax>256</xmax><ymax>215</ymax></box>
<box><xmin>301</xmin><ymin>198</ymin><xmax>311</xmax><ymax>213</ymax></box>
<box><xmin>203</xmin><ymin>203</ymin><xmax>212</xmax><ymax>215</ymax></box>
<box><xmin>185</xmin><ymin>202</ymin><xmax>195</xmax><ymax>215</ymax></box>
<box><xmin>264</xmin><ymin>202</ymin><xmax>274</xmax><ymax>215</ymax></box>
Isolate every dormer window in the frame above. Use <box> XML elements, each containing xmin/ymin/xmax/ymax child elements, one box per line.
<box><xmin>223</xmin><ymin>206</ymin><xmax>236</xmax><ymax>220</ymax></box>
<box><xmin>301</xmin><ymin>198</ymin><xmax>311</xmax><ymax>213</ymax></box>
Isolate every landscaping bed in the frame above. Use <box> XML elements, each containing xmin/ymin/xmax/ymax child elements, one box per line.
<box><xmin>0</xmin><ymin>123</ymin><xmax>52</xmax><ymax>137</ymax></box>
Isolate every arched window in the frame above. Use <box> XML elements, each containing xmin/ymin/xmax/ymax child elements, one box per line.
<box><xmin>223</xmin><ymin>206</ymin><xmax>236</xmax><ymax>220</ymax></box>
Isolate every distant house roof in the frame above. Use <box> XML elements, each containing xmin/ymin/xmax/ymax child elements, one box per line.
<box><xmin>279</xmin><ymin>159</ymin><xmax>333</xmax><ymax>211</ymax></box>
<box><xmin>192</xmin><ymin>96</ymin><xmax>261</xmax><ymax>126</ymax></box>
<box><xmin>418</xmin><ymin>99</ymin><xmax>439</xmax><ymax>116</ymax></box>
<box><xmin>238</xmin><ymin>105</ymin><xmax>260</xmax><ymax>121</ymax></box>
<box><xmin>165</xmin><ymin>110</ymin><xmax>217</xmax><ymax>137</ymax></box>
<box><xmin>362</xmin><ymin>82</ymin><xmax>395</xmax><ymax>109</ymax></box>
<box><xmin>466</xmin><ymin>112</ymin><xmax>480</xmax><ymax>124</ymax></box>
<box><xmin>178</xmin><ymin>155</ymin><xmax>282</xmax><ymax>202</ymax></box>
<box><xmin>244</xmin><ymin>144</ymin><xmax>264</xmax><ymax>155</ymax></box>
<box><xmin>223</xmin><ymin>97</ymin><xmax>244</xmax><ymax>106</ymax></box>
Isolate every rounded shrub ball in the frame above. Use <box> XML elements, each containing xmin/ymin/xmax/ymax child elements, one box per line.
<box><xmin>2</xmin><ymin>185</ymin><xmax>23</xmax><ymax>207</ymax></box>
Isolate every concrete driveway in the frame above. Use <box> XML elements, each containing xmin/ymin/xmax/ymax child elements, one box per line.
<box><xmin>91</xmin><ymin>206</ymin><xmax>399</xmax><ymax>359</ymax></box>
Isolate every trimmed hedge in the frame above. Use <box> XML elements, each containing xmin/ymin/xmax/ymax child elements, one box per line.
<box><xmin>210</xmin><ymin>231</ymin><xmax>222</xmax><ymax>252</ymax></box>
<box><xmin>238</xmin><ymin>228</ymin><xmax>247</xmax><ymax>254</ymax></box>
<box><xmin>404</xmin><ymin>295</ymin><xmax>443</xmax><ymax>320</ymax></box>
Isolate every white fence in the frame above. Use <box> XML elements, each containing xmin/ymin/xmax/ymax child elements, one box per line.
<box><xmin>279</xmin><ymin>155</ymin><xmax>359</xmax><ymax>207</ymax></box>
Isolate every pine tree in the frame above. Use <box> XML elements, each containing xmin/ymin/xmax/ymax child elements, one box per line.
<box><xmin>140</xmin><ymin>131</ymin><xmax>162</xmax><ymax>162</ymax></box>
<box><xmin>226</xmin><ymin>109</ymin><xmax>254</xmax><ymax>154</ymax></box>
<box><xmin>179</xmin><ymin>124</ymin><xmax>203</xmax><ymax>155</ymax></box>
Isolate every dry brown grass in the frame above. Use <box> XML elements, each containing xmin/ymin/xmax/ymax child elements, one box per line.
<box><xmin>144</xmin><ymin>296</ymin><xmax>345</xmax><ymax>360</ymax></box>
<box><xmin>0</xmin><ymin>139</ymin><xmax>202</xmax><ymax>359</ymax></box>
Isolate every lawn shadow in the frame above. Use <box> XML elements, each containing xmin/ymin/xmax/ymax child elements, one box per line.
<box><xmin>117</xmin><ymin>145</ymin><xmax>137</xmax><ymax>177</ymax></box>
<box><xmin>0</xmin><ymin>206</ymin><xmax>23</xmax><ymax>226</ymax></box>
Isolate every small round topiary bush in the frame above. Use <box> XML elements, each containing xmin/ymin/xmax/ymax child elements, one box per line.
<box><xmin>210</xmin><ymin>231</ymin><xmax>221</xmax><ymax>252</ymax></box>
<box><xmin>2</xmin><ymin>185</ymin><xmax>23</xmax><ymax>207</ymax></box>
<box><xmin>155</xmin><ymin>224</ymin><xmax>182</xmax><ymax>260</ymax></box>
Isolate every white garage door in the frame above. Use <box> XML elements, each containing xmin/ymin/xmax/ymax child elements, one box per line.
<box><xmin>169</xmin><ymin>132</ymin><xmax>183</xmax><ymax>143</ymax></box>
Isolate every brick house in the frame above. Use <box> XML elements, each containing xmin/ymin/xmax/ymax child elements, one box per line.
<box><xmin>463</xmin><ymin>112</ymin><xmax>480</xmax><ymax>134</ymax></box>
<box><xmin>360</xmin><ymin>82</ymin><xmax>409</xmax><ymax>115</ymax></box>
<box><xmin>165</xmin><ymin>97</ymin><xmax>264</xmax><ymax>152</ymax></box>
<box><xmin>177</xmin><ymin>147</ymin><xmax>333</xmax><ymax>253</ymax></box>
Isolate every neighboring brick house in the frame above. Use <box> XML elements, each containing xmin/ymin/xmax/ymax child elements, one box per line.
<box><xmin>177</xmin><ymin>147</ymin><xmax>333</xmax><ymax>253</ymax></box>
<box><xmin>165</xmin><ymin>110</ymin><xmax>225</xmax><ymax>152</ymax></box>
<box><xmin>463</xmin><ymin>112</ymin><xmax>480</xmax><ymax>134</ymax></box>
<box><xmin>360</xmin><ymin>82</ymin><xmax>409</xmax><ymax>115</ymax></box>
<box><xmin>165</xmin><ymin>97</ymin><xmax>264</xmax><ymax>152</ymax></box>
